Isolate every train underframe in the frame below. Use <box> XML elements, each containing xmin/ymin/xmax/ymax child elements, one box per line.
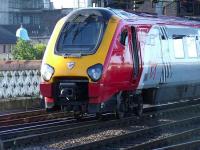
<box><xmin>41</xmin><ymin>78</ymin><xmax>200</xmax><ymax>118</ymax></box>
<box><xmin>41</xmin><ymin>78</ymin><xmax>143</xmax><ymax>118</ymax></box>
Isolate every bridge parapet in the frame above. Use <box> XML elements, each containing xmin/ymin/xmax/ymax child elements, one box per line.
<box><xmin>0</xmin><ymin>60</ymin><xmax>41</xmax><ymax>99</ymax></box>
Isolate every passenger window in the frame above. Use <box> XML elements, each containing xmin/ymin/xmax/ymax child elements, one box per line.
<box><xmin>165</xmin><ymin>25</ymin><xmax>200</xmax><ymax>59</ymax></box>
<box><xmin>173</xmin><ymin>39</ymin><xmax>184</xmax><ymax>58</ymax></box>
<box><xmin>120</xmin><ymin>30</ymin><xmax>128</xmax><ymax>45</ymax></box>
<box><xmin>185</xmin><ymin>37</ymin><xmax>198</xmax><ymax>58</ymax></box>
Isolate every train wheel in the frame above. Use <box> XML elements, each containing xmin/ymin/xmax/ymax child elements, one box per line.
<box><xmin>39</xmin><ymin>95</ymin><xmax>45</xmax><ymax>109</ymax></box>
<box><xmin>45</xmin><ymin>108</ymin><xmax>54</xmax><ymax>112</ymax></box>
<box><xmin>116</xmin><ymin>92</ymin><xmax>128</xmax><ymax>119</ymax></box>
<box><xmin>96</xmin><ymin>113</ymin><xmax>104</xmax><ymax>120</ymax></box>
<box><xmin>74</xmin><ymin>112</ymin><xmax>83</xmax><ymax>120</ymax></box>
<box><xmin>135</xmin><ymin>95</ymin><xmax>143</xmax><ymax>117</ymax></box>
<box><xmin>46</xmin><ymin>105</ymin><xmax>61</xmax><ymax>113</ymax></box>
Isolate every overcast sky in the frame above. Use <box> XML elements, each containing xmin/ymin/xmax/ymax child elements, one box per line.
<box><xmin>51</xmin><ymin>0</ymin><xmax>89</xmax><ymax>9</ymax></box>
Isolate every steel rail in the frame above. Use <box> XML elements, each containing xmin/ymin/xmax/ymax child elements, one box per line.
<box><xmin>143</xmin><ymin>98</ymin><xmax>200</xmax><ymax>113</ymax></box>
<box><xmin>0</xmin><ymin>109</ymin><xmax>45</xmax><ymax>121</ymax></box>
<box><xmin>131</xmin><ymin>127</ymin><xmax>200</xmax><ymax>150</ymax></box>
<box><xmin>154</xmin><ymin>140</ymin><xmax>200</xmax><ymax>150</ymax></box>
<box><xmin>0</xmin><ymin>115</ymin><xmax>97</xmax><ymax>141</ymax></box>
<box><xmin>0</xmin><ymin>111</ymin><xmax>72</xmax><ymax>126</ymax></box>
<box><xmin>0</xmin><ymin>115</ymin><xmax>74</xmax><ymax>132</ymax></box>
<box><xmin>67</xmin><ymin>115</ymin><xmax>200</xmax><ymax>150</ymax></box>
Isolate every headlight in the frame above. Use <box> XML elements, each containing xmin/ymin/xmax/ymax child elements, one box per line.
<box><xmin>87</xmin><ymin>64</ymin><xmax>103</xmax><ymax>82</ymax></box>
<box><xmin>41</xmin><ymin>64</ymin><xmax>54</xmax><ymax>81</ymax></box>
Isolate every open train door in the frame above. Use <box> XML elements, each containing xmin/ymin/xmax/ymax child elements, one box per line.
<box><xmin>130</xmin><ymin>26</ymin><xmax>143</xmax><ymax>116</ymax></box>
<box><xmin>131</xmin><ymin>26</ymin><xmax>140</xmax><ymax>82</ymax></box>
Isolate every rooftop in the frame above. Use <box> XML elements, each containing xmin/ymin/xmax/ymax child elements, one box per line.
<box><xmin>0</xmin><ymin>26</ymin><xmax>17</xmax><ymax>44</ymax></box>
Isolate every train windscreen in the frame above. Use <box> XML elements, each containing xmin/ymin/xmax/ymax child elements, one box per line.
<box><xmin>57</xmin><ymin>12</ymin><xmax>107</xmax><ymax>56</ymax></box>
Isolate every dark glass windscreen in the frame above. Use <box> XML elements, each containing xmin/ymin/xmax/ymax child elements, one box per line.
<box><xmin>57</xmin><ymin>14</ymin><xmax>105</xmax><ymax>54</ymax></box>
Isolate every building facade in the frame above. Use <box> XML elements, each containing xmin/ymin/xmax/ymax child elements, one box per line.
<box><xmin>0</xmin><ymin>0</ymin><xmax>55</xmax><ymax>38</ymax></box>
<box><xmin>0</xmin><ymin>0</ymin><xmax>52</xmax><ymax>25</ymax></box>
<box><xmin>51</xmin><ymin>0</ymin><xmax>93</xmax><ymax>9</ymax></box>
<box><xmin>92</xmin><ymin>0</ymin><xmax>200</xmax><ymax>17</ymax></box>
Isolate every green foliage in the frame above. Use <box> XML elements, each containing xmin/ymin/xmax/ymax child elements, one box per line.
<box><xmin>34</xmin><ymin>43</ymin><xmax>46</xmax><ymax>60</ymax></box>
<box><xmin>12</xmin><ymin>39</ymin><xmax>46</xmax><ymax>60</ymax></box>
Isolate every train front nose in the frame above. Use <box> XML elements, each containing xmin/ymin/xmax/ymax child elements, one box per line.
<box><xmin>55</xmin><ymin>78</ymin><xmax>89</xmax><ymax>112</ymax></box>
<box><xmin>40</xmin><ymin>8</ymin><xmax>118</xmax><ymax>114</ymax></box>
<box><xmin>59</xmin><ymin>83</ymin><xmax>76</xmax><ymax>99</ymax></box>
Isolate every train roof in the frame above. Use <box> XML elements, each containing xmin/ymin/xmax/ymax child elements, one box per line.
<box><xmin>108</xmin><ymin>8</ymin><xmax>200</xmax><ymax>27</ymax></box>
<box><xmin>106</xmin><ymin>8</ymin><xmax>200</xmax><ymax>27</ymax></box>
<box><xmin>75</xmin><ymin>7</ymin><xmax>200</xmax><ymax>27</ymax></box>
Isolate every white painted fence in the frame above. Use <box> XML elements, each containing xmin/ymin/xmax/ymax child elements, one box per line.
<box><xmin>0</xmin><ymin>61</ymin><xmax>41</xmax><ymax>100</ymax></box>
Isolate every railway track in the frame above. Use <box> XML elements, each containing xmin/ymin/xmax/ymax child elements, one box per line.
<box><xmin>67</xmin><ymin>115</ymin><xmax>200</xmax><ymax>150</ymax></box>
<box><xmin>155</xmin><ymin>140</ymin><xmax>200</xmax><ymax>150</ymax></box>
<box><xmin>1</xmin><ymin>99</ymin><xmax>200</xmax><ymax>149</ymax></box>
<box><xmin>0</xmin><ymin>110</ymin><xmax>72</xmax><ymax>127</ymax></box>
<box><xmin>0</xmin><ymin>109</ymin><xmax>45</xmax><ymax>122</ymax></box>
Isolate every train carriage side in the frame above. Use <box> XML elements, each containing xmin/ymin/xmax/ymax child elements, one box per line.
<box><xmin>137</xmin><ymin>22</ymin><xmax>200</xmax><ymax>105</ymax></box>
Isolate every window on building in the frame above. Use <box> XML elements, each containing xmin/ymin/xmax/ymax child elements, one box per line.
<box><xmin>9</xmin><ymin>14</ymin><xmax>13</xmax><ymax>24</ymax></box>
<box><xmin>34</xmin><ymin>0</ymin><xmax>39</xmax><ymax>8</ymax></box>
<box><xmin>0</xmin><ymin>45</ymin><xmax>3</xmax><ymax>54</ymax></box>
<box><xmin>10</xmin><ymin>0</ymin><xmax>21</xmax><ymax>8</ymax></box>
<box><xmin>6</xmin><ymin>45</ymin><xmax>11</xmax><ymax>53</ymax></box>
<box><xmin>23</xmin><ymin>16</ymin><xmax>30</xmax><ymax>24</ymax></box>
<box><xmin>3</xmin><ymin>45</ymin><xmax>6</xmax><ymax>53</ymax></box>
<box><xmin>33</xmin><ymin>16</ymin><xmax>40</xmax><ymax>24</ymax></box>
<box><xmin>13</xmin><ymin>14</ymin><xmax>21</xmax><ymax>25</ymax></box>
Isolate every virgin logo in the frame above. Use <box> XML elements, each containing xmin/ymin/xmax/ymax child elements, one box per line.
<box><xmin>67</xmin><ymin>62</ymin><xmax>75</xmax><ymax>70</ymax></box>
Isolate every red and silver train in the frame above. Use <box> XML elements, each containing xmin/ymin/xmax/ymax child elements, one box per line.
<box><xmin>40</xmin><ymin>8</ymin><xmax>200</xmax><ymax>118</ymax></box>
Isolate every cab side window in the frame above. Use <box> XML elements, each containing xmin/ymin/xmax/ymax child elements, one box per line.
<box><xmin>120</xmin><ymin>30</ymin><xmax>128</xmax><ymax>45</ymax></box>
